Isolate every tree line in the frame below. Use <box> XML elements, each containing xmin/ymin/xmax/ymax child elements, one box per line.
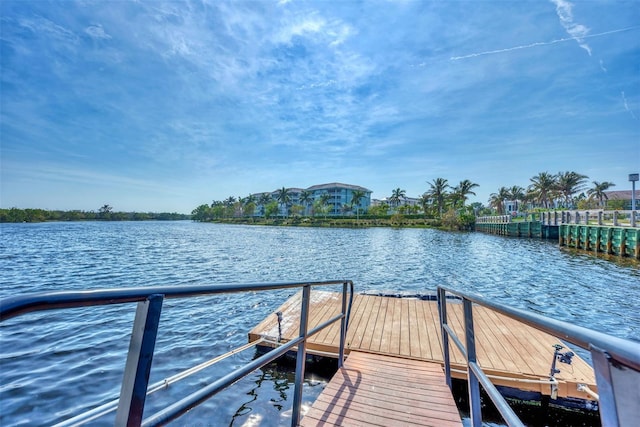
<box><xmin>0</xmin><ymin>205</ymin><xmax>190</xmax><ymax>223</ymax></box>
<box><xmin>192</xmin><ymin>171</ymin><xmax>622</xmax><ymax>225</ymax></box>
<box><xmin>488</xmin><ymin>171</ymin><xmax>617</xmax><ymax>214</ymax></box>
<box><xmin>191</xmin><ymin>179</ymin><xmax>480</xmax><ymax>230</ymax></box>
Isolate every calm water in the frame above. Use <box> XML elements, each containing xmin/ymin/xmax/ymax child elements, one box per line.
<box><xmin>1</xmin><ymin>221</ymin><xmax>638</xmax><ymax>426</ymax></box>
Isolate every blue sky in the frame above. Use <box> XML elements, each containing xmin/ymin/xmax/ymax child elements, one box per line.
<box><xmin>1</xmin><ymin>0</ymin><xmax>639</xmax><ymax>214</ymax></box>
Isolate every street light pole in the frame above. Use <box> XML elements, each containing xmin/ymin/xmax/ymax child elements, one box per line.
<box><xmin>630</xmin><ymin>173</ymin><xmax>639</xmax><ymax>212</ymax></box>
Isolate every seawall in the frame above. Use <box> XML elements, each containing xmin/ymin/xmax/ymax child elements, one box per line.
<box><xmin>475</xmin><ymin>211</ymin><xmax>639</xmax><ymax>260</ymax></box>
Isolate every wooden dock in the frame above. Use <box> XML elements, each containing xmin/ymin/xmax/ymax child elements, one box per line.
<box><xmin>248</xmin><ymin>291</ymin><xmax>597</xmax><ymax>402</ymax></box>
<box><xmin>301</xmin><ymin>351</ymin><xmax>462</xmax><ymax>426</ymax></box>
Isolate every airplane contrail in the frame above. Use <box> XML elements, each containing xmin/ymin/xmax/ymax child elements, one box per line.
<box><xmin>450</xmin><ymin>26</ymin><xmax>639</xmax><ymax>61</ymax></box>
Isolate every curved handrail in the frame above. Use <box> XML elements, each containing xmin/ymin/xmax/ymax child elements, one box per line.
<box><xmin>437</xmin><ymin>285</ymin><xmax>640</xmax><ymax>427</ymax></box>
<box><xmin>1</xmin><ymin>280</ymin><xmax>355</xmax><ymax>427</ymax></box>
<box><xmin>438</xmin><ymin>285</ymin><xmax>640</xmax><ymax>371</ymax></box>
<box><xmin>0</xmin><ymin>280</ymin><xmax>351</xmax><ymax>321</ymax></box>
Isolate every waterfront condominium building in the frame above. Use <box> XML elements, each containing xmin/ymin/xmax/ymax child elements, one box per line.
<box><xmin>306</xmin><ymin>183</ymin><xmax>372</xmax><ymax>216</ymax></box>
<box><xmin>251</xmin><ymin>183</ymin><xmax>372</xmax><ymax>217</ymax></box>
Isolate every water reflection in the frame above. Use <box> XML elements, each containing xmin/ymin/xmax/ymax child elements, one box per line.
<box><xmin>229</xmin><ymin>356</ymin><xmax>335</xmax><ymax>427</ymax></box>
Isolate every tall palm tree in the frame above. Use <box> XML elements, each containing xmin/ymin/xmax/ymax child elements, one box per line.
<box><xmin>587</xmin><ymin>181</ymin><xmax>616</xmax><ymax>207</ymax></box>
<box><xmin>419</xmin><ymin>193</ymin><xmax>431</xmax><ymax>216</ymax></box>
<box><xmin>556</xmin><ymin>171</ymin><xmax>588</xmax><ymax>208</ymax></box>
<box><xmin>223</xmin><ymin>196</ymin><xmax>236</xmax><ymax>218</ymax></box>
<box><xmin>427</xmin><ymin>178</ymin><xmax>449</xmax><ymax>216</ymax></box>
<box><xmin>317</xmin><ymin>193</ymin><xmax>331</xmax><ymax>218</ymax></box>
<box><xmin>508</xmin><ymin>186</ymin><xmax>525</xmax><ymax>212</ymax></box>
<box><xmin>258</xmin><ymin>193</ymin><xmax>272</xmax><ymax>217</ymax></box>
<box><xmin>529</xmin><ymin>172</ymin><xmax>557</xmax><ymax>209</ymax></box>
<box><xmin>389</xmin><ymin>188</ymin><xmax>406</xmax><ymax>209</ymax></box>
<box><xmin>299</xmin><ymin>190</ymin><xmax>312</xmax><ymax>216</ymax></box>
<box><xmin>452</xmin><ymin>179</ymin><xmax>479</xmax><ymax>208</ymax></box>
<box><xmin>351</xmin><ymin>190</ymin><xmax>365</xmax><ymax>220</ymax></box>
<box><xmin>489</xmin><ymin>187</ymin><xmax>511</xmax><ymax>214</ymax></box>
<box><xmin>243</xmin><ymin>194</ymin><xmax>257</xmax><ymax>217</ymax></box>
<box><xmin>276</xmin><ymin>187</ymin><xmax>291</xmax><ymax>217</ymax></box>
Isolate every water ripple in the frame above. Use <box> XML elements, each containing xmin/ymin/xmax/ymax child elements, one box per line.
<box><xmin>0</xmin><ymin>222</ymin><xmax>637</xmax><ymax>426</ymax></box>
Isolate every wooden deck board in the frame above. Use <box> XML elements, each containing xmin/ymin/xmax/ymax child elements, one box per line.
<box><xmin>248</xmin><ymin>291</ymin><xmax>598</xmax><ymax>400</ymax></box>
<box><xmin>300</xmin><ymin>351</ymin><xmax>462</xmax><ymax>427</ymax></box>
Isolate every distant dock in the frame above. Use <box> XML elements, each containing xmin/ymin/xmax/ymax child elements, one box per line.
<box><xmin>248</xmin><ymin>291</ymin><xmax>597</xmax><ymax>404</ymax></box>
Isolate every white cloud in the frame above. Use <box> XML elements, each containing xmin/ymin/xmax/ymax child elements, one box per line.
<box><xmin>622</xmin><ymin>91</ymin><xmax>638</xmax><ymax>120</ymax></box>
<box><xmin>550</xmin><ymin>0</ymin><xmax>591</xmax><ymax>55</ymax></box>
<box><xmin>84</xmin><ymin>24</ymin><xmax>111</xmax><ymax>40</ymax></box>
<box><xmin>328</xmin><ymin>22</ymin><xmax>354</xmax><ymax>47</ymax></box>
<box><xmin>599</xmin><ymin>60</ymin><xmax>607</xmax><ymax>72</ymax></box>
<box><xmin>274</xmin><ymin>15</ymin><xmax>326</xmax><ymax>45</ymax></box>
<box><xmin>19</xmin><ymin>16</ymin><xmax>78</xmax><ymax>44</ymax></box>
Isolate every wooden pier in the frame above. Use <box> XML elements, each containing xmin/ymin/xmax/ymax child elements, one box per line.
<box><xmin>248</xmin><ymin>291</ymin><xmax>597</xmax><ymax>407</ymax></box>
<box><xmin>301</xmin><ymin>351</ymin><xmax>462</xmax><ymax>426</ymax></box>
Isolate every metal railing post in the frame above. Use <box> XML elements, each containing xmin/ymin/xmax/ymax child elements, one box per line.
<box><xmin>115</xmin><ymin>294</ymin><xmax>163</xmax><ymax>427</ymax></box>
<box><xmin>464</xmin><ymin>298</ymin><xmax>482</xmax><ymax>427</ymax></box>
<box><xmin>590</xmin><ymin>345</ymin><xmax>620</xmax><ymax>426</ymax></box>
<box><xmin>291</xmin><ymin>285</ymin><xmax>311</xmax><ymax>426</ymax></box>
<box><xmin>338</xmin><ymin>282</ymin><xmax>347</xmax><ymax>368</ymax></box>
<box><xmin>437</xmin><ymin>288</ymin><xmax>452</xmax><ymax>388</ymax></box>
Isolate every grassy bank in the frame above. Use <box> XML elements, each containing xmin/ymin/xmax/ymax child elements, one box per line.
<box><xmin>208</xmin><ymin>216</ymin><xmax>443</xmax><ymax>229</ymax></box>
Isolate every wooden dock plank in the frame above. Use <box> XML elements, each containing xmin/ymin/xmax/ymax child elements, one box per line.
<box><xmin>358</xmin><ymin>294</ymin><xmax>383</xmax><ymax>351</ymax></box>
<box><xmin>347</xmin><ymin>294</ymin><xmax>372</xmax><ymax>349</ymax></box>
<box><xmin>300</xmin><ymin>351</ymin><xmax>462</xmax><ymax>427</ymax></box>
<box><xmin>408</xmin><ymin>299</ymin><xmax>422</xmax><ymax>359</ymax></box>
<box><xmin>248</xmin><ymin>291</ymin><xmax>597</xmax><ymax>400</ymax></box>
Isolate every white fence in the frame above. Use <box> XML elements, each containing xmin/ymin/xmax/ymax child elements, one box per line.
<box><xmin>477</xmin><ymin>211</ymin><xmax>638</xmax><ymax>228</ymax></box>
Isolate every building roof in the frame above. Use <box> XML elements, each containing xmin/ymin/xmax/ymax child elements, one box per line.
<box><xmin>270</xmin><ymin>187</ymin><xmax>305</xmax><ymax>193</ymax></box>
<box><xmin>305</xmin><ymin>182</ymin><xmax>372</xmax><ymax>192</ymax></box>
<box><xmin>604</xmin><ymin>190</ymin><xmax>640</xmax><ymax>200</ymax></box>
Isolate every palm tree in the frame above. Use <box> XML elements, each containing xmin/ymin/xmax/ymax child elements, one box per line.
<box><xmin>316</xmin><ymin>193</ymin><xmax>331</xmax><ymax>218</ymax></box>
<box><xmin>389</xmin><ymin>188</ymin><xmax>406</xmax><ymax>209</ymax></box>
<box><xmin>529</xmin><ymin>172</ymin><xmax>557</xmax><ymax>209</ymax></box>
<box><xmin>587</xmin><ymin>181</ymin><xmax>616</xmax><ymax>207</ymax></box>
<box><xmin>427</xmin><ymin>178</ymin><xmax>449</xmax><ymax>216</ymax></box>
<box><xmin>258</xmin><ymin>193</ymin><xmax>272</xmax><ymax>217</ymax></box>
<box><xmin>299</xmin><ymin>190</ymin><xmax>312</xmax><ymax>216</ymax></box>
<box><xmin>489</xmin><ymin>187</ymin><xmax>511</xmax><ymax>214</ymax></box>
<box><xmin>508</xmin><ymin>186</ymin><xmax>525</xmax><ymax>213</ymax></box>
<box><xmin>556</xmin><ymin>171</ymin><xmax>588</xmax><ymax>208</ymax></box>
<box><xmin>419</xmin><ymin>193</ymin><xmax>431</xmax><ymax>216</ymax></box>
<box><xmin>243</xmin><ymin>194</ymin><xmax>257</xmax><ymax>217</ymax></box>
<box><xmin>452</xmin><ymin>179</ymin><xmax>479</xmax><ymax>208</ymax></box>
<box><xmin>351</xmin><ymin>190</ymin><xmax>365</xmax><ymax>220</ymax></box>
<box><xmin>275</xmin><ymin>187</ymin><xmax>291</xmax><ymax>217</ymax></box>
<box><xmin>98</xmin><ymin>204</ymin><xmax>113</xmax><ymax>219</ymax></box>
<box><xmin>223</xmin><ymin>196</ymin><xmax>236</xmax><ymax>218</ymax></box>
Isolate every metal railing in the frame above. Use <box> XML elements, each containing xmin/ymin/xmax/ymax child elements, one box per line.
<box><xmin>437</xmin><ymin>285</ymin><xmax>640</xmax><ymax>427</ymax></box>
<box><xmin>0</xmin><ymin>280</ymin><xmax>354</xmax><ymax>426</ymax></box>
<box><xmin>540</xmin><ymin>210</ymin><xmax>638</xmax><ymax>227</ymax></box>
<box><xmin>477</xmin><ymin>211</ymin><xmax>639</xmax><ymax>228</ymax></box>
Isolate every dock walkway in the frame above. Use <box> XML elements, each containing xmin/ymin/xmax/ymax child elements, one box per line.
<box><xmin>248</xmin><ymin>291</ymin><xmax>597</xmax><ymax>402</ymax></box>
<box><xmin>301</xmin><ymin>350</ymin><xmax>462</xmax><ymax>426</ymax></box>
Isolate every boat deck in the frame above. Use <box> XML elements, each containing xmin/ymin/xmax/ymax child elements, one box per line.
<box><xmin>301</xmin><ymin>350</ymin><xmax>462</xmax><ymax>426</ymax></box>
<box><xmin>248</xmin><ymin>291</ymin><xmax>597</xmax><ymax>401</ymax></box>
